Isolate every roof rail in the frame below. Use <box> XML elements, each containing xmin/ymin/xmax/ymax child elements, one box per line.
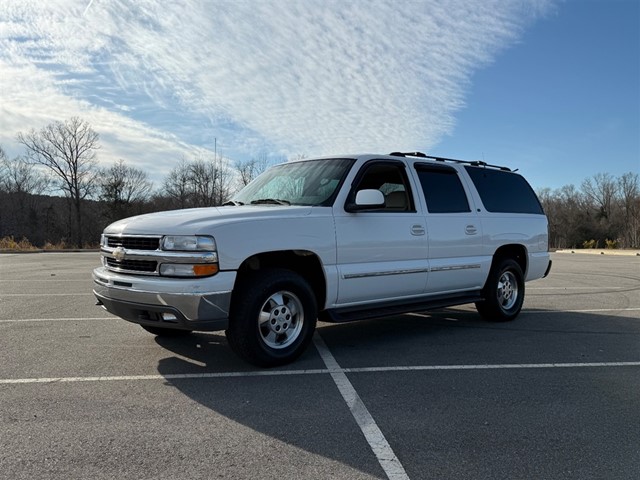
<box><xmin>388</xmin><ymin>151</ymin><xmax>511</xmax><ymax>172</ymax></box>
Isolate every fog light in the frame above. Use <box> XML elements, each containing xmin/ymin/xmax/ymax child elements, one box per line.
<box><xmin>159</xmin><ymin>263</ymin><xmax>219</xmax><ymax>277</ymax></box>
<box><xmin>161</xmin><ymin>313</ymin><xmax>178</xmax><ymax>322</ymax></box>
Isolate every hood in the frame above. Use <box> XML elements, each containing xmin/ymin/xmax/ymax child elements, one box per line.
<box><xmin>103</xmin><ymin>205</ymin><xmax>315</xmax><ymax>236</ymax></box>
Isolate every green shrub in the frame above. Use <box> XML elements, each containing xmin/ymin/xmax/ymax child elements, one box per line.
<box><xmin>582</xmin><ymin>239</ymin><xmax>598</xmax><ymax>249</ymax></box>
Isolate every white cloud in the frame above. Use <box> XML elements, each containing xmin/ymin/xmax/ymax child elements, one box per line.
<box><xmin>0</xmin><ymin>0</ymin><xmax>553</xmax><ymax>178</ymax></box>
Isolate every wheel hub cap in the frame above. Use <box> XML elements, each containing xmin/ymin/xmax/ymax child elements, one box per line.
<box><xmin>497</xmin><ymin>271</ymin><xmax>518</xmax><ymax>310</ymax></box>
<box><xmin>258</xmin><ymin>290</ymin><xmax>304</xmax><ymax>350</ymax></box>
<box><xmin>268</xmin><ymin>306</ymin><xmax>292</xmax><ymax>334</ymax></box>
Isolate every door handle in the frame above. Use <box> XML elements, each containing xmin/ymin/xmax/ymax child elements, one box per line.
<box><xmin>411</xmin><ymin>224</ymin><xmax>426</xmax><ymax>236</ymax></box>
<box><xmin>465</xmin><ymin>225</ymin><xmax>477</xmax><ymax>235</ymax></box>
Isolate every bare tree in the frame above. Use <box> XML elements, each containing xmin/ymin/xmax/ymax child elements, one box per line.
<box><xmin>189</xmin><ymin>157</ymin><xmax>218</xmax><ymax>207</ymax></box>
<box><xmin>0</xmin><ymin>146</ymin><xmax>6</xmax><ymax>193</ymax></box>
<box><xmin>17</xmin><ymin>117</ymin><xmax>99</xmax><ymax>246</ymax></box>
<box><xmin>0</xmin><ymin>146</ymin><xmax>53</xmax><ymax>244</ymax></box>
<box><xmin>581</xmin><ymin>172</ymin><xmax>618</xmax><ymax>220</ymax></box>
<box><xmin>618</xmin><ymin>172</ymin><xmax>640</xmax><ymax>248</ymax></box>
<box><xmin>163</xmin><ymin>158</ymin><xmax>193</xmax><ymax>209</ymax></box>
<box><xmin>211</xmin><ymin>155</ymin><xmax>234</xmax><ymax>205</ymax></box>
<box><xmin>162</xmin><ymin>154</ymin><xmax>234</xmax><ymax>209</ymax></box>
<box><xmin>235</xmin><ymin>152</ymin><xmax>271</xmax><ymax>187</ymax></box>
<box><xmin>0</xmin><ymin>153</ymin><xmax>50</xmax><ymax>195</ymax></box>
<box><xmin>99</xmin><ymin>159</ymin><xmax>153</xmax><ymax>222</ymax></box>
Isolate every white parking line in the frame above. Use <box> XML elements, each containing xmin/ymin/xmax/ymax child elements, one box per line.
<box><xmin>408</xmin><ymin>307</ymin><xmax>640</xmax><ymax>318</ymax></box>
<box><xmin>528</xmin><ymin>287</ymin><xmax>634</xmax><ymax>290</ymax></box>
<box><xmin>0</xmin><ymin>279</ymin><xmax>88</xmax><ymax>283</ymax></box>
<box><xmin>2</xmin><ymin>307</ymin><xmax>638</xmax><ymax>324</ymax></box>
<box><xmin>0</xmin><ymin>369</ymin><xmax>329</xmax><ymax>384</ymax></box>
<box><xmin>345</xmin><ymin>362</ymin><xmax>640</xmax><ymax>373</ymax></box>
<box><xmin>0</xmin><ymin>293</ymin><xmax>94</xmax><ymax>297</ymax></box>
<box><xmin>0</xmin><ymin>317</ymin><xmax>114</xmax><ymax>323</ymax></box>
<box><xmin>314</xmin><ymin>333</ymin><xmax>410</xmax><ymax>480</ymax></box>
<box><xmin>524</xmin><ymin>308</ymin><xmax>640</xmax><ymax>314</ymax></box>
<box><xmin>2</xmin><ymin>361</ymin><xmax>638</xmax><ymax>385</ymax></box>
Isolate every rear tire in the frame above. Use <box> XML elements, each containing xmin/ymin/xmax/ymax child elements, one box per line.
<box><xmin>141</xmin><ymin>325</ymin><xmax>192</xmax><ymax>337</ymax></box>
<box><xmin>476</xmin><ymin>258</ymin><xmax>524</xmax><ymax>322</ymax></box>
<box><xmin>226</xmin><ymin>268</ymin><xmax>317</xmax><ymax>367</ymax></box>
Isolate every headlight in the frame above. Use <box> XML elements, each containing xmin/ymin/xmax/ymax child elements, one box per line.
<box><xmin>100</xmin><ymin>234</ymin><xmax>108</xmax><ymax>247</ymax></box>
<box><xmin>161</xmin><ymin>235</ymin><xmax>216</xmax><ymax>251</ymax></box>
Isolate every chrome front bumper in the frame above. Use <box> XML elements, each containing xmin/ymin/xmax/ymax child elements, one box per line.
<box><xmin>92</xmin><ymin>267</ymin><xmax>235</xmax><ymax>331</ymax></box>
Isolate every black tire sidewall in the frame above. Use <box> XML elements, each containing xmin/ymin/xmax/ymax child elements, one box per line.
<box><xmin>480</xmin><ymin>258</ymin><xmax>525</xmax><ymax>321</ymax></box>
<box><xmin>228</xmin><ymin>269</ymin><xmax>317</xmax><ymax>367</ymax></box>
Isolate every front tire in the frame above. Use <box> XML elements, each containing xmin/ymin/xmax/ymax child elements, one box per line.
<box><xmin>226</xmin><ymin>268</ymin><xmax>317</xmax><ymax>367</ymax></box>
<box><xmin>476</xmin><ymin>258</ymin><xmax>524</xmax><ymax>322</ymax></box>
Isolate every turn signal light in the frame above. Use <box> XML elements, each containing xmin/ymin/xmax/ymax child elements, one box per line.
<box><xmin>192</xmin><ymin>264</ymin><xmax>219</xmax><ymax>276</ymax></box>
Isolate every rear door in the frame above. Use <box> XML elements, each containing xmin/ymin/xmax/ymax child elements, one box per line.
<box><xmin>412</xmin><ymin>163</ymin><xmax>488</xmax><ymax>293</ymax></box>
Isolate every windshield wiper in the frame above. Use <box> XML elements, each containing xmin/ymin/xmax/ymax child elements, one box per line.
<box><xmin>222</xmin><ymin>200</ymin><xmax>245</xmax><ymax>206</ymax></box>
<box><xmin>250</xmin><ymin>198</ymin><xmax>291</xmax><ymax>205</ymax></box>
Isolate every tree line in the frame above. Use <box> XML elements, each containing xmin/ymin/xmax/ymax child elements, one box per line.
<box><xmin>538</xmin><ymin>172</ymin><xmax>639</xmax><ymax>249</ymax></box>
<box><xmin>0</xmin><ymin>117</ymin><xmax>638</xmax><ymax>249</ymax></box>
<box><xmin>0</xmin><ymin>117</ymin><xmax>275</xmax><ymax>248</ymax></box>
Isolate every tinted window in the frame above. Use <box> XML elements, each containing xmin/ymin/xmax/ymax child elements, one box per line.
<box><xmin>464</xmin><ymin>166</ymin><xmax>543</xmax><ymax>214</ymax></box>
<box><xmin>351</xmin><ymin>162</ymin><xmax>415</xmax><ymax>212</ymax></box>
<box><xmin>416</xmin><ymin>167</ymin><xmax>470</xmax><ymax>213</ymax></box>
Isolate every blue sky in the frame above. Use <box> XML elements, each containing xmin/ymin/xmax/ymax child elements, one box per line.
<box><xmin>433</xmin><ymin>0</ymin><xmax>640</xmax><ymax>189</ymax></box>
<box><xmin>0</xmin><ymin>0</ymin><xmax>638</xmax><ymax>192</ymax></box>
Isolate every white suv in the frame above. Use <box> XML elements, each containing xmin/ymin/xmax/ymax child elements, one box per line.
<box><xmin>93</xmin><ymin>152</ymin><xmax>552</xmax><ymax>366</ymax></box>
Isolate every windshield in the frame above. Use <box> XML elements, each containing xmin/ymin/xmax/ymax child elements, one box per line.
<box><xmin>232</xmin><ymin>158</ymin><xmax>355</xmax><ymax>206</ymax></box>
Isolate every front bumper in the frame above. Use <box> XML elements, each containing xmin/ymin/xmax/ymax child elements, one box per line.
<box><xmin>92</xmin><ymin>267</ymin><xmax>235</xmax><ymax>331</ymax></box>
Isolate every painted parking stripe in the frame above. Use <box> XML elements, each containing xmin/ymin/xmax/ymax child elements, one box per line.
<box><xmin>0</xmin><ymin>369</ymin><xmax>330</xmax><ymax>384</ymax></box>
<box><xmin>0</xmin><ymin>293</ymin><xmax>94</xmax><ymax>297</ymax></box>
<box><xmin>408</xmin><ymin>307</ymin><xmax>640</xmax><ymax>318</ymax></box>
<box><xmin>2</xmin><ymin>307</ymin><xmax>639</xmax><ymax>324</ymax></box>
<box><xmin>313</xmin><ymin>333</ymin><xmax>410</xmax><ymax>480</ymax></box>
<box><xmin>345</xmin><ymin>362</ymin><xmax>640</xmax><ymax>373</ymax></box>
<box><xmin>528</xmin><ymin>286</ymin><xmax>635</xmax><ymax>290</ymax></box>
<box><xmin>2</xmin><ymin>361</ymin><xmax>638</xmax><ymax>386</ymax></box>
<box><xmin>0</xmin><ymin>317</ymin><xmax>114</xmax><ymax>323</ymax></box>
<box><xmin>523</xmin><ymin>307</ymin><xmax>640</xmax><ymax>314</ymax></box>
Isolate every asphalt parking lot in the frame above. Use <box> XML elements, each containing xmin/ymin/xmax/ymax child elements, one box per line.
<box><xmin>0</xmin><ymin>252</ymin><xmax>639</xmax><ymax>480</ymax></box>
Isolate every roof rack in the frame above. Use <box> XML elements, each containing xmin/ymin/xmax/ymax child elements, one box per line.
<box><xmin>388</xmin><ymin>152</ymin><xmax>512</xmax><ymax>172</ymax></box>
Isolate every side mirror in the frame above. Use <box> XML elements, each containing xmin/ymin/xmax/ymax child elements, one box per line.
<box><xmin>345</xmin><ymin>189</ymin><xmax>385</xmax><ymax>212</ymax></box>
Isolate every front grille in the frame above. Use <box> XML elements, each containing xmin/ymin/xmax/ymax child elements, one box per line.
<box><xmin>106</xmin><ymin>258</ymin><xmax>158</xmax><ymax>273</ymax></box>
<box><xmin>107</xmin><ymin>236</ymin><xmax>160</xmax><ymax>250</ymax></box>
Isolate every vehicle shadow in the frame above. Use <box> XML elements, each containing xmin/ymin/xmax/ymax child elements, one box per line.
<box><xmin>154</xmin><ymin>307</ymin><xmax>639</xmax><ymax>476</ymax></box>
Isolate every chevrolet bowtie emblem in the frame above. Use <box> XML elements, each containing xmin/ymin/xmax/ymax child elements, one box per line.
<box><xmin>113</xmin><ymin>247</ymin><xmax>126</xmax><ymax>262</ymax></box>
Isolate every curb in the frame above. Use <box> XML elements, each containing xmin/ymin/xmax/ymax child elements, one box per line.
<box><xmin>555</xmin><ymin>249</ymin><xmax>640</xmax><ymax>257</ymax></box>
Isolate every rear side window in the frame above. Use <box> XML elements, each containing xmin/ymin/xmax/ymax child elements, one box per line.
<box><xmin>415</xmin><ymin>165</ymin><xmax>470</xmax><ymax>213</ymax></box>
<box><xmin>464</xmin><ymin>166</ymin><xmax>543</xmax><ymax>214</ymax></box>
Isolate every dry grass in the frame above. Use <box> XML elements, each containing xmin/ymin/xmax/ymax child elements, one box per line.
<box><xmin>0</xmin><ymin>236</ymin><xmax>39</xmax><ymax>251</ymax></box>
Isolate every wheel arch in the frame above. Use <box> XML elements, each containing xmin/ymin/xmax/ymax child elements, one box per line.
<box><xmin>490</xmin><ymin>244</ymin><xmax>528</xmax><ymax>277</ymax></box>
<box><xmin>232</xmin><ymin>250</ymin><xmax>327</xmax><ymax>310</ymax></box>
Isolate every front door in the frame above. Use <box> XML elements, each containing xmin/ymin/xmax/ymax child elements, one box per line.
<box><xmin>333</xmin><ymin>161</ymin><xmax>429</xmax><ymax>305</ymax></box>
